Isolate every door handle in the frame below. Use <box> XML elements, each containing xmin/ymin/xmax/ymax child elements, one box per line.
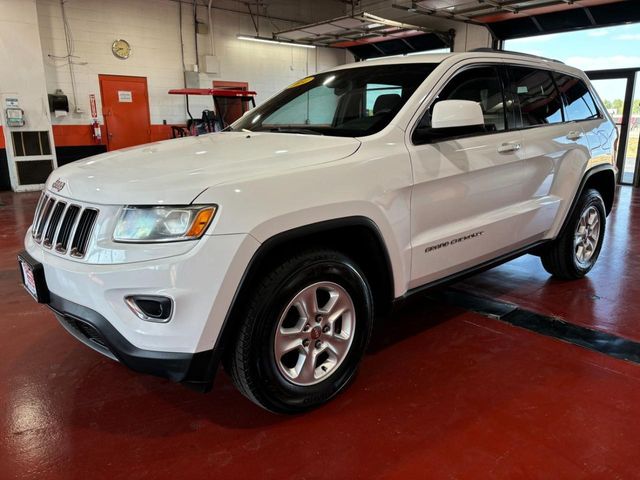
<box><xmin>566</xmin><ymin>130</ymin><xmax>583</xmax><ymax>141</ymax></box>
<box><xmin>497</xmin><ymin>142</ymin><xmax>521</xmax><ymax>154</ymax></box>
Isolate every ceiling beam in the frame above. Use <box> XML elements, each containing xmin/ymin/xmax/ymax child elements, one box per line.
<box><xmin>391</xmin><ymin>2</ymin><xmax>474</xmax><ymax>23</ymax></box>
<box><xmin>430</xmin><ymin>0</ymin><xmax>582</xmax><ymax>18</ymax></box>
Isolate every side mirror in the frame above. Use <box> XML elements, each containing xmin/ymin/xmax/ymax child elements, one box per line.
<box><xmin>431</xmin><ymin>99</ymin><xmax>484</xmax><ymax>129</ymax></box>
<box><xmin>412</xmin><ymin>100</ymin><xmax>487</xmax><ymax>145</ymax></box>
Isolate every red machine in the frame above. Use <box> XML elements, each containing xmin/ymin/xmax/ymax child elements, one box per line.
<box><xmin>168</xmin><ymin>88</ymin><xmax>257</xmax><ymax>137</ymax></box>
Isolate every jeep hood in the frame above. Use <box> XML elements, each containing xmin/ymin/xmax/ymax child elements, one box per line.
<box><xmin>47</xmin><ymin>132</ymin><xmax>361</xmax><ymax>205</ymax></box>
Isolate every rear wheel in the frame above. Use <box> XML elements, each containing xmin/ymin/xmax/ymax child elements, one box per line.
<box><xmin>226</xmin><ymin>249</ymin><xmax>374</xmax><ymax>413</ymax></box>
<box><xmin>541</xmin><ymin>188</ymin><xmax>606</xmax><ymax>280</ymax></box>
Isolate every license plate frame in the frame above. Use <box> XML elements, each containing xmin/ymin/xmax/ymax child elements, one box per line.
<box><xmin>17</xmin><ymin>252</ymin><xmax>50</xmax><ymax>304</ymax></box>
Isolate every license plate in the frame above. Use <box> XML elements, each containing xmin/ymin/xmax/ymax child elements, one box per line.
<box><xmin>17</xmin><ymin>252</ymin><xmax>49</xmax><ymax>303</ymax></box>
<box><xmin>20</xmin><ymin>260</ymin><xmax>38</xmax><ymax>299</ymax></box>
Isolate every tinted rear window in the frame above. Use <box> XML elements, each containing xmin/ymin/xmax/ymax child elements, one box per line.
<box><xmin>507</xmin><ymin>66</ymin><xmax>564</xmax><ymax>127</ymax></box>
<box><xmin>554</xmin><ymin>73</ymin><xmax>600</xmax><ymax>121</ymax></box>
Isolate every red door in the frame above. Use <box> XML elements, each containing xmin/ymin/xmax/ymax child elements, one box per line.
<box><xmin>99</xmin><ymin>75</ymin><xmax>151</xmax><ymax>151</ymax></box>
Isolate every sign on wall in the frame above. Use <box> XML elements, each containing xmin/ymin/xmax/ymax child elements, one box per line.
<box><xmin>89</xmin><ymin>94</ymin><xmax>97</xmax><ymax>117</ymax></box>
<box><xmin>118</xmin><ymin>91</ymin><xmax>133</xmax><ymax>103</ymax></box>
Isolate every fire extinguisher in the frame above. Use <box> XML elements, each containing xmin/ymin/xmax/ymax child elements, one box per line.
<box><xmin>92</xmin><ymin>119</ymin><xmax>102</xmax><ymax>143</ymax></box>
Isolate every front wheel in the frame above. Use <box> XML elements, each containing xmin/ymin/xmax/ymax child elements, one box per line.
<box><xmin>541</xmin><ymin>188</ymin><xmax>606</xmax><ymax>280</ymax></box>
<box><xmin>226</xmin><ymin>249</ymin><xmax>374</xmax><ymax>414</ymax></box>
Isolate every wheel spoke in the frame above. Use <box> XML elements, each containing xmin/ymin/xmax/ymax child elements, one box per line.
<box><xmin>318</xmin><ymin>289</ymin><xmax>338</xmax><ymax>314</ymax></box>
<box><xmin>326</xmin><ymin>335</ymin><xmax>350</xmax><ymax>358</ymax></box>
<box><xmin>296</xmin><ymin>287</ymin><xmax>318</xmax><ymax>319</ymax></box>
<box><xmin>298</xmin><ymin>350</ymin><xmax>317</xmax><ymax>383</ymax></box>
<box><xmin>274</xmin><ymin>333</ymin><xmax>304</xmax><ymax>357</ymax></box>
<box><xmin>327</xmin><ymin>295</ymin><xmax>351</xmax><ymax>323</ymax></box>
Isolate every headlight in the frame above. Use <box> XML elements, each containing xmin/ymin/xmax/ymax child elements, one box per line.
<box><xmin>113</xmin><ymin>205</ymin><xmax>217</xmax><ymax>243</ymax></box>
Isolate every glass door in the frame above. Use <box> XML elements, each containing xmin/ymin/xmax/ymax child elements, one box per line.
<box><xmin>588</xmin><ymin>69</ymin><xmax>638</xmax><ymax>185</ymax></box>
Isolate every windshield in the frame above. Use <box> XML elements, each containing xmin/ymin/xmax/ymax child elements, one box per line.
<box><xmin>230</xmin><ymin>63</ymin><xmax>438</xmax><ymax>137</ymax></box>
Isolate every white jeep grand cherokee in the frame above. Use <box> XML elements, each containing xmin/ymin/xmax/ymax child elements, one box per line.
<box><xmin>20</xmin><ymin>50</ymin><xmax>616</xmax><ymax>413</ymax></box>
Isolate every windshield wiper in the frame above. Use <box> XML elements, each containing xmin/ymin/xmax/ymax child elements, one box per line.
<box><xmin>257</xmin><ymin>126</ymin><xmax>323</xmax><ymax>135</ymax></box>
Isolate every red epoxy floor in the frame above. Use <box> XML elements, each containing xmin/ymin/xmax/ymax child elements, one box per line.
<box><xmin>460</xmin><ymin>186</ymin><xmax>640</xmax><ymax>341</ymax></box>
<box><xmin>2</xmin><ymin>189</ymin><xmax>640</xmax><ymax>479</ymax></box>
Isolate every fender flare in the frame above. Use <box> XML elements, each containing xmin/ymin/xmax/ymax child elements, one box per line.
<box><xmin>557</xmin><ymin>164</ymin><xmax>616</xmax><ymax>238</ymax></box>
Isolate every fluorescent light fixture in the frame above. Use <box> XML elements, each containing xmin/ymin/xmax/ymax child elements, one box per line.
<box><xmin>236</xmin><ymin>34</ymin><xmax>316</xmax><ymax>49</ymax></box>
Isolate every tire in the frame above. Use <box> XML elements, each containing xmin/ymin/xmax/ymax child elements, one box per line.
<box><xmin>226</xmin><ymin>248</ymin><xmax>374</xmax><ymax>414</ymax></box>
<box><xmin>541</xmin><ymin>188</ymin><xmax>606</xmax><ymax>280</ymax></box>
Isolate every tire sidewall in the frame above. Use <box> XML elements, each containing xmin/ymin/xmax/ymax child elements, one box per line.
<box><xmin>250</xmin><ymin>256</ymin><xmax>373</xmax><ymax>412</ymax></box>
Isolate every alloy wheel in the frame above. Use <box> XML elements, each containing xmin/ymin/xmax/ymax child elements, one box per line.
<box><xmin>273</xmin><ymin>281</ymin><xmax>356</xmax><ymax>386</ymax></box>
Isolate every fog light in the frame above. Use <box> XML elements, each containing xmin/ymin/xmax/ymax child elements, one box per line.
<box><xmin>125</xmin><ymin>295</ymin><xmax>173</xmax><ymax>322</ymax></box>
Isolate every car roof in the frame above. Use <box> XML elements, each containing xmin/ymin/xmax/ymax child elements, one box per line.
<box><xmin>326</xmin><ymin>50</ymin><xmax>586</xmax><ymax>78</ymax></box>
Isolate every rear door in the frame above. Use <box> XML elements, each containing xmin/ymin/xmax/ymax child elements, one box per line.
<box><xmin>546</xmin><ymin>71</ymin><xmax>615</xmax><ymax>234</ymax></box>
<box><xmin>407</xmin><ymin>64</ymin><xmax>539</xmax><ymax>288</ymax></box>
<box><xmin>504</xmin><ymin>65</ymin><xmax>593</xmax><ymax>236</ymax></box>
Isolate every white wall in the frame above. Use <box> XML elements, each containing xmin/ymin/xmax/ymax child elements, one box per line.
<box><xmin>0</xmin><ymin>0</ymin><xmax>52</xmax><ymax>133</ymax></box>
<box><xmin>0</xmin><ymin>0</ymin><xmax>57</xmax><ymax>191</ymax></box>
<box><xmin>35</xmin><ymin>0</ymin><xmax>349</xmax><ymax>126</ymax></box>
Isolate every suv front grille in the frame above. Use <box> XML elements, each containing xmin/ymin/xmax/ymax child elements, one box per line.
<box><xmin>31</xmin><ymin>193</ymin><xmax>99</xmax><ymax>259</ymax></box>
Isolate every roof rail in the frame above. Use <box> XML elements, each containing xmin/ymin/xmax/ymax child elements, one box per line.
<box><xmin>468</xmin><ymin>48</ymin><xmax>565</xmax><ymax>64</ymax></box>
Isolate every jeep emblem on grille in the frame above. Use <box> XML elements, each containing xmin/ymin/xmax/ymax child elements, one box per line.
<box><xmin>52</xmin><ymin>178</ymin><xmax>65</xmax><ymax>192</ymax></box>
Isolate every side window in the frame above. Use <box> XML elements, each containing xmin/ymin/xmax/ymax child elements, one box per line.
<box><xmin>554</xmin><ymin>73</ymin><xmax>600</xmax><ymax>121</ymax></box>
<box><xmin>425</xmin><ymin>66</ymin><xmax>506</xmax><ymax>132</ymax></box>
<box><xmin>507</xmin><ymin>67</ymin><xmax>563</xmax><ymax>127</ymax></box>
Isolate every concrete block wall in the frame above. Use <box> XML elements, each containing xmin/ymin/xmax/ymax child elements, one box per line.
<box><xmin>35</xmin><ymin>0</ymin><xmax>348</xmax><ymax>127</ymax></box>
<box><xmin>0</xmin><ymin>0</ymin><xmax>57</xmax><ymax>191</ymax></box>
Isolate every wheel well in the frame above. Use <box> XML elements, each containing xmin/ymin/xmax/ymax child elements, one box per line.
<box><xmin>218</xmin><ymin>218</ymin><xmax>395</xmax><ymax>358</ymax></box>
<box><xmin>584</xmin><ymin>168</ymin><xmax>615</xmax><ymax>215</ymax></box>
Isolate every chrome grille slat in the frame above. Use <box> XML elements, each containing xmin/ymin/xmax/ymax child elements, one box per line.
<box><xmin>43</xmin><ymin>202</ymin><xmax>66</xmax><ymax>247</ymax></box>
<box><xmin>34</xmin><ymin>197</ymin><xmax>55</xmax><ymax>242</ymax></box>
<box><xmin>31</xmin><ymin>193</ymin><xmax>47</xmax><ymax>235</ymax></box>
<box><xmin>31</xmin><ymin>193</ymin><xmax>99</xmax><ymax>259</ymax></box>
<box><xmin>55</xmin><ymin>205</ymin><xmax>81</xmax><ymax>253</ymax></box>
<box><xmin>70</xmin><ymin>209</ymin><xmax>98</xmax><ymax>258</ymax></box>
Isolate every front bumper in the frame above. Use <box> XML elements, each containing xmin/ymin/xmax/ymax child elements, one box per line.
<box><xmin>49</xmin><ymin>292</ymin><xmax>210</xmax><ymax>383</ymax></box>
<box><xmin>22</xmin><ymin>230</ymin><xmax>260</xmax><ymax>386</ymax></box>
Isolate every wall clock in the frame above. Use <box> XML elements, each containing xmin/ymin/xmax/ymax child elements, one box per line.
<box><xmin>112</xmin><ymin>39</ymin><xmax>131</xmax><ymax>60</ymax></box>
